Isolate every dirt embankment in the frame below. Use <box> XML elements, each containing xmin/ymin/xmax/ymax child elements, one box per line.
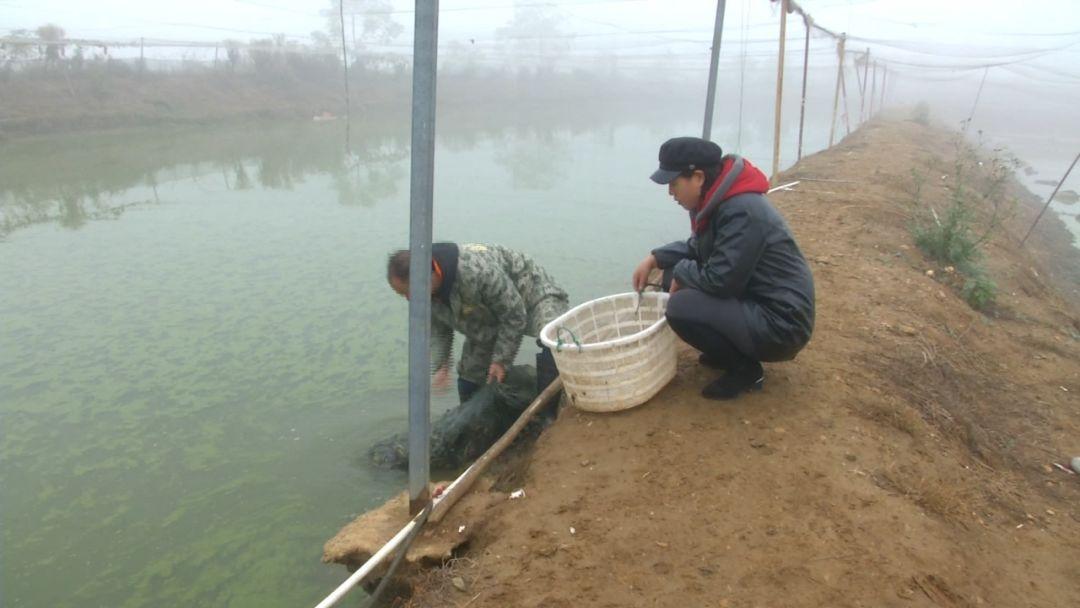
<box><xmin>0</xmin><ymin>68</ymin><xmax>693</xmax><ymax>139</ymax></box>
<box><xmin>0</xmin><ymin>70</ymin><xmax>348</xmax><ymax>138</ymax></box>
<box><xmin>373</xmin><ymin>119</ymin><xmax>1080</xmax><ymax>607</ymax></box>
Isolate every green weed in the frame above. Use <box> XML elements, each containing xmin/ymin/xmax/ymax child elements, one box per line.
<box><xmin>909</xmin><ymin>137</ymin><xmax>1018</xmax><ymax>311</ymax></box>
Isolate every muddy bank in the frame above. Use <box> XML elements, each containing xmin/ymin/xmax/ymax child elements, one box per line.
<box><xmin>354</xmin><ymin>118</ymin><xmax>1080</xmax><ymax>607</ymax></box>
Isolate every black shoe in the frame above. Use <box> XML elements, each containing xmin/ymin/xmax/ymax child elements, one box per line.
<box><xmin>701</xmin><ymin>362</ymin><xmax>764</xmax><ymax>400</ymax></box>
<box><xmin>698</xmin><ymin>352</ymin><xmax>725</xmax><ymax>370</ymax></box>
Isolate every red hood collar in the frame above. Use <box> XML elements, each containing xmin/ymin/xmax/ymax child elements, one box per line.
<box><xmin>691</xmin><ymin>156</ymin><xmax>770</xmax><ymax>234</ymax></box>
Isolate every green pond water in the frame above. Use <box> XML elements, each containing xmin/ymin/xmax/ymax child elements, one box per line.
<box><xmin>2</xmin><ymin>108</ymin><xmax>766</xmax><ymax>607</ymax></box>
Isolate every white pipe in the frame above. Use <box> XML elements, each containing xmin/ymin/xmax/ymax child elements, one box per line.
<box><xmin>313</xmin><ymin>507</ymin><xmax>428</xmax><ymax>608</ymax></box>
<box><xmin>312</xmin><ymin>463</ymin><xmax>473</xmax><ymax>608</ymax></box>
<box><xmin>768</xmin><ymin>180</ymin><xmax>801</xmax><ymax>193</ymax></box>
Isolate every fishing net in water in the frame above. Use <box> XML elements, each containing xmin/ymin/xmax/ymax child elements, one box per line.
<box><xmin>368</xmin><ymin>365</ymin><xmax>539</xmax><ymax>471</ymax></box>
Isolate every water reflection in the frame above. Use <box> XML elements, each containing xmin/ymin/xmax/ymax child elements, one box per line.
<box><xmin>0</xmin><ymin>119</ymin><xmax>414</xmax><ymax>236</ymax></box>
<box><xmin>494</xmin><ymin>127</ymin><xmax>571</xmax><ymax>191</ymax></box>
<box><xmin>0</xmin><ymin>102</ymin><xmax>680</xmax><ymax>236</ymax></box>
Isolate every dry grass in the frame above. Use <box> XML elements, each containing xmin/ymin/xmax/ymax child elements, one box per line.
<box><xmin>878</xmin><ymin>465</ymin><xmax>972</xmax><ymax>521</ymax></box>
<box><xmin>402</xmin><ymin>556</ymin><xmax>484</xmax><ymax>608</ymax></box>
<box><xmin>862</xmin><ymin>398</ymin><xmax>928</xmax><ymax>438</ymax></box>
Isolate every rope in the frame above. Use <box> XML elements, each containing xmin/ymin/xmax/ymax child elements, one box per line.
<box><xmin>554</xmin><ymin>326</ymin><xmax>583</xmax><ymax>353</ymax></box>
<box><xmin>963</xmin><ymin>66</ymin><xmax>990</xmax><ymax>132</ymax></box>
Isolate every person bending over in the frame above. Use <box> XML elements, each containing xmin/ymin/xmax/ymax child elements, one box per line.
<box><xmin>388</xmin><ymin>242</ymin><xmax>568</xmax><ymax>402</ymax></box>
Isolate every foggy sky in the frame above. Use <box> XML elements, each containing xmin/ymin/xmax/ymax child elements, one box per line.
<box><xmin>4</xmin><ymin>0</ymin><xmax>1078</xmax><ymax>185</ymax></box>
<box><xmin>5</xmin><ymin>1</ymin><xmax>1079</xmax><ymax>72</ymax></box>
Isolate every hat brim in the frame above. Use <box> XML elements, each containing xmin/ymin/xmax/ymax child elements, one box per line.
<box><xmin>650</xmin><ymin>168</ymin><xmax>681</xmax><ymax>184</ymax></box>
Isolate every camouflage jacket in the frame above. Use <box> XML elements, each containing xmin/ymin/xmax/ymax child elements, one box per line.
<box><xmin>431</xmin><ymin>243</ymin><xmax>568</xmax><ymax>372</ymax></box>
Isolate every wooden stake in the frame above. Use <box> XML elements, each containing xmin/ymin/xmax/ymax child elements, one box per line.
<box><xmin>880</xmin><ymin>65</ymin><xmax>887</xmax><ymax>111</ymax></box>
<box><xmin>828</xmin><ymin>35</ymin><xmax>846</xmax><ymax>148</ymax></box>
<box><xmin>430</xmin><ymin>378</ymin><xmax>564</xmax><ymax>523</ymax></box>
<box><xmin>796</xmin><ymin>15</ymin><xmax>810</xmax><ymax>161</ymax></box>
<box><xmin>860</xmin><ymin>48</ymin><xmax>870</xmax><ymax>123</ymax></box>
<box><xmin>840</xmin><ymin>55</ymin><xmax>851</xmax><ymax>135</ymax></box>
<box><xmin>771</xmin><ymin>0</ymin><xmax>789</xmax><ymax>178</ymax></box>
<box><xmin>869</xmin><ymin>61</ymin><xmax>877</xmax><ymax>118</ymax></box>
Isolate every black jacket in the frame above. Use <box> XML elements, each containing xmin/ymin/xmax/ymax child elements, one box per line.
<box><xmin>652</xmin><ymin>190</ymin><xmax>815</xmax><ymax>360</ymax></box>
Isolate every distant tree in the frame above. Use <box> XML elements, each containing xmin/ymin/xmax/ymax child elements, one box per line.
<box><xmin>323</xmin><ymin>0</ymin><xmax>403</xmax><ymax>55</ymax></box>
<box><xmin>224</xmin><ymin>39</ymin><xmax>242</xmax><ymax>71</ymax></box>
<box><xmin>310</xmin><ymin>31</ymin><xmax>336</xmax><ymax>53</ymax></box>
<box><xmin>35</xmin><ymin>23</ymin><xmax>66</xmax><ymax>61</ymax></box>
<box><xmin>495</xmin><ymin>4</ymin><xmax>569</xmax><ymax>75</ymax></box>
<box><xmin>1</xmin><ymin>29</ymin><xmax>36</xmax><ymax>69</ymax></box>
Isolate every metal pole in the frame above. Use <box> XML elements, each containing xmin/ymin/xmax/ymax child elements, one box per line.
<box><xmin>868</xmin><ymin>60</ymin><xmax>877</xmax><ymax>118</ymax></box>
<box><xmin>840</xmin><ymin>54</ymin><xmax>851</xmax><ymax>135</ymax></box>
<box><xmin>338</xmin><ymin>0</ymin><xmax>352</xmax><ymax>150</ymax></box>
<box><xmin>407</xmin><ymin>0</ymin><xmax>439</xmax><ymax>516</ymax></box>
<box><xmin>771</xmin><ymin>0</ymin><xmax>789</xmax><ymax>178</ymax></box>
<box><xmin>828</xmin><ymin>34</ymin><xmax>845</xmax><ymax>148</ymax></box>
<box><xmin>860</xmin><ymin>48</ymin><xmax>870</xmax><ymax>122</ymax></box>
<box><xmin>702</xmin><ymin>0</ymin><xmax>727</xmax><ymax>141</ymax></box>
<box><xmin>880</xmin><ymin>65</ymin><xmax>887</xmax><ymax>111</ymax></box>
<box><xmin>1021</xmin><ymin>151</ymin><xmax>1080</xmax><ymax>246</ymax></box>
<box><xmin>796</xmin><ymin>15</ymin><xmax>810</xmax><ymax>161</ymax></box>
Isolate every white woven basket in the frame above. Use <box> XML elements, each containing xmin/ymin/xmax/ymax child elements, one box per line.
<box><xmin>539</xmin><ymin>292</ymin><xmax>677</xmax><ymax>412</ymax></box>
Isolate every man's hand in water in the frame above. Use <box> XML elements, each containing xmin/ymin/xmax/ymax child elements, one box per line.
<box><xmin>486</xmin><ymin>362</ymin><xmax>506</xmax><ymax>384</ymax></box>
<box><xmin>432</xmin><ymin>365</ymin><xmax>451</xmax><ymax>394</ymax></box>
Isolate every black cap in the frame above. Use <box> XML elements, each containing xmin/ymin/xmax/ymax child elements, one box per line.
<box><xmin>649</xmin><ymin>137</ymin><xmax>724</xmax><ymax>184</ymax></box>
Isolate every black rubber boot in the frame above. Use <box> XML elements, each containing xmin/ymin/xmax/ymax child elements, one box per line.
<box><xmin>536</xmin><ymin>345</ymin><xmax>558</xmax><ymax>394</ymax></box>
<box><xmin>535</xmin><ymin>343</ymin><xmax>560</xmax><ymax>423</ymax></box>
<box><xmin>701</xmin><ymin>362</ymin><xmax>764</xmax><ymax>400</ymax></box>
<box><xmin>698</xmin><ymin>352</ymin><xmax>726</xmax><ymax>370</ymax></box>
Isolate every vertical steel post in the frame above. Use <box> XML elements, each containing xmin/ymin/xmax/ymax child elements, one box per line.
<box><xmin>702</xmin><ymin>0</ymin><xmax>727</xmax><ymax>141</ymax></box>
<box><xmin>828</xmin><ymin>34</ymin><xmax>845</xmax><ymax>147</ymax></box>
<box><xmin>771</xmin><ymin>0</ymin><xmax>789</xmax><ymax>178</ymax></box>
<box><xmin>796</xmin><ymin>15</ymin><xmax>810</xmax><ymax>161</ymax></box>
<box><xmin>407</xmin><ymin>0</ymin><xmax>439</xmax><ymax>516</ymax></box>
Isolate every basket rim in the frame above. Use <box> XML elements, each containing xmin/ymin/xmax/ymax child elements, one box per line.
<box><xmin>539</xmin><ymin>291</ymin><xmax>670</xmax><ymax>352</ymax></box>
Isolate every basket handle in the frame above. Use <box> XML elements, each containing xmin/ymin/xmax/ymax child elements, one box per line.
<box><xmin>554</xmin><ymin>326</ymin><xmax>583</xmax><ymax>353</ymax></box>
